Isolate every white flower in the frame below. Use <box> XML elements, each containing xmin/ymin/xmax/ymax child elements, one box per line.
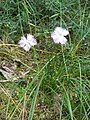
<box><xmin>51</xmin><ymin>27</ymin><xmax>69</xmax><ymax>45</ymax></box>
<box><xmin>18</xmin><ymin>34</ymin><xmax>37</xmax><ymax>51</ymax></box>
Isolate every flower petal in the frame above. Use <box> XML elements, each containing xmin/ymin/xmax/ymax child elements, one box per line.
<box><xmin>58</xmin><ymin>36</ymin><xmax>67</xmax><ymax>44</ymax></box>
<box><xmin>51</xmin><ymin>33</ymin><xmax>59</xmax><ymax>44</ymax></box>
<box><xmin>18</xmin><ymin>36</ymin><xmax>27</xmax><ymax>47</ymax></box>
<box><xmin>18</xmin><ymin>40</ymin><xmax>26</xmax><ymax>47</ymax></box>
<box><xmin>27</xmin><ymin>34</ymin><xmax>33</xmax><ymax>40</ymax></box>
<box><xmin>23</xmin><ymin>44</ymin><xmax>31</xmax><ymax>51</ymax></box>
<box><xmin>29</xmin><ymin>38</ymin><xmax>37</xmax><ymax>46</ymax></box>
<box><xmin>53</xmin><ymin>37</ymin><xmax>60</xmax><ymax>44</ymax></box>
<box><xmin>51</xmin><ymin>32</ymin><xmax>60</xmax><ymax>43</ymax></box>
<box><xmin>21</xmin><ymin>36</ymin><xmax>27</xmax><ymax>40</ymax></box>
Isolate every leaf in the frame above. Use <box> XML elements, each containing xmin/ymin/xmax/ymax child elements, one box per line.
<box><xmin>0</xmin><ymin>69</ymin><xmax>17</xmax><ymax>81</ymax></box>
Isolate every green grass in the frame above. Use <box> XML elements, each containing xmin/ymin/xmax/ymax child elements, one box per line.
<box><xmin>0</xmin><ymin>0</ymin><xmax>90</xmax><ymax>119</ymax></box>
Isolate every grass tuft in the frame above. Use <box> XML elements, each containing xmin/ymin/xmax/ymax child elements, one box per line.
<box><xmin>0</xmin><ymin>0</ymin><xmax>90</xmax><ymax>119</ymax></box>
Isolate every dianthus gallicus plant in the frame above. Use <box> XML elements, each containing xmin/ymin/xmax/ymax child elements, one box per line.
<box><xmin>18</xmin><ymin>34</ymin><xmax>37</xmax><ymax>51</ymax></box>
<box><xmin>51</xmin><ymin>27</ymin><xmax>69</xmax><ymax>44</ymax></box>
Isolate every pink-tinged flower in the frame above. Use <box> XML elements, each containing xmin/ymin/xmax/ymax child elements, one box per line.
<box><xmin>18</xmin><ymin>34</ymin><xmax>37</xmax><ymax>51</ymax></box>
<box><xmin>51</xmin><ymin>27</ymin><xmax>69</xmax><ymax>45</ymax></box>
